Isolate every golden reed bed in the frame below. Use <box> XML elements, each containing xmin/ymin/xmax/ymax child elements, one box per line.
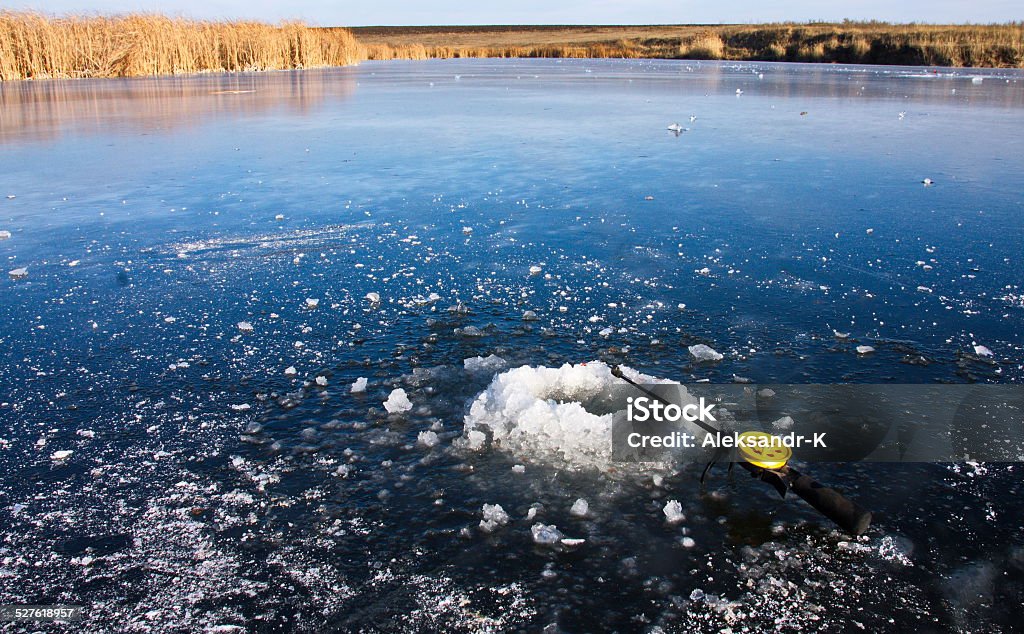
<box><xmin>1</xmin><ymin>13</ymin><xmax>1021</xmax><ymax>81</ymax></box>
<box><xmin>0</xmin><ymin>12</ymin><xmax>361</xmax><ymax>80</ymax></box>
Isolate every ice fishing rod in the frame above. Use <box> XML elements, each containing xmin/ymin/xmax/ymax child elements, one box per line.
<box><xmin>610</xmin><ymin>365</ymin><xmax>873</xmax><ymax>536</ymax></box>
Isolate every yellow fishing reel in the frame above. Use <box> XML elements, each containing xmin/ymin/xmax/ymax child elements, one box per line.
<box><xmin>737</xmin><ymin>431</ymin><xmax>792</xmax><ymax>470</ymax></box>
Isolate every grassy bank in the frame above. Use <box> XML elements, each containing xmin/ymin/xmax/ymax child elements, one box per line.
<box><xmin>352</xmin><ymin>23</ymin><xmax>1024</xmax><ymax>68</ymax></box>
<box><xmin>0</xmin><ymin>12</ymin><xmax>361</xmax><ymax>80</ymax></box>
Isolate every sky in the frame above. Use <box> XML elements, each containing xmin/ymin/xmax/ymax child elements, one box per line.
<box><xmin>11</xmin><ymin>0</ymin><xmax>1022</xmax><ymax>25</ymax></box>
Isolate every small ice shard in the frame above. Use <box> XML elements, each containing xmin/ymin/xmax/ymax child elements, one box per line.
<box><xmin>275</xmin><ymin>214</ymin><xmax>285</xmax><ymax>221</ymax></box>
<box><xmin>230</xmin><ymin>403</ymin><xmax>251</xmax><ymax>411</ymax></box>
<box><xmin>417</xmin><ymin>430</ymin><xmax>440</xmax><ymax>448</ymax></box>
<box><xmin>529</xmin><ymin>265</ymin><xmax>543</xmax><ymax>275</ymax></box>
<box><xmin>5</xmin><ymin>195</ymin><xmax>13</xmax><ymax>199</ymax></box>
<box><xmin>971</xmin><ymin>76</ymin><xmax>983</xmax><ymax>84</ymax></box>
<box><xmin>531</xmin><ymin>523</ymin><xmax>564</xmax><ymax>545</ymax></box>
<box><xmin>689</xmin><ymin>115</ymin><xmax>697</xmax><ymax>122</ymax></box>
<box><xmin>856</xmin><ymin>345</ymin><xmax>875</xmax><ymax>355</ymax></box>
<box><xmin>384</xmin><ymin>388</ymin><xmax>413</xmax><ymax>413</ymax></box>
<box><xmin>512</xmin><ymin>464</ymin><xmax>526</xmax><ymax>474</ymax></box>
<box><xmin>350</xmin><ymin>377</ymin><xmax>368</xmax><ymax>393</ymax></box>
<box><xmin>561</xmin><ymin>538</ymin><xmax>586</xmax><ymax>547</ymax></box>
<box><xmin>479</xmin><ymin>504</ymin><xmax>510</xmax><ymax>532</ymax></box>
<box><xmin>0</xmin><ymin>230</ymin><xmax>11</xmax><ymax>240</ymax></box>
<box><xmin>696</xmin><ymin>267</ymin><xmax>711</xmax><ymax>275</ymax></box>
<box><xmin>833</xmin><ymin>330</ymin><xmax>851</xmax><ymax>339</ymax></box>
<box><xmin>237</xmin><ymin>321</ymin><xmax>254</xmax><ymax>333</ymax></box>
<box><xmin>667</xmin><ymin>123</ymin><xmax>683</xmax><ymax>132</ymax></box>
<box><xmin>569</xmin><ymin>498</ymin><xmax>589</xmax><ymax>517</ymax></box>
<box><xmin>284</xmin><ymin>366</ymin><xmax>298</xmax><ymax>376</ymax></box>
<box><xmin>8</xmin><ymin>267</ymin><xmax>28</xmax><ymax>279</ymax></box>
<box><xmin>51</xmin><ymin>450</ymin><xmax>73</xmax><ymax>461</ymax></box>
<box><xmin>663</xmin><ymin>500</ymin><xmax>685</xmax><ymax>524</ymax></box>
<box><xmin>315</xmin><ymin>376</ymin><xmax>328</xmax><ymax>387</ymax></box>
<box><xmin>644</xmin><ymin>195</ymin><xmax>654</xmax><ymax>200</ymax></box>
<box><xmin>688</xmin><ymin>344</ymin><xmax>723</xmax><ymax>363</ymax></box>
<box><xmin>164</xmin><ymin>316</ymin><xmax>176</xmax><ymax>323</ymax></box>
<box><xmin>462</xmin><ymin>226</ymin><xmax>473</xmax><ymax>234</ymax></box>
<box><xmin>305</xmin><ymin>298</ymin><xmax>319</xmax><ymax>309</ymax></box>
<box><xmin>866</xmin><ymin>228</ymin><xmax>874</xmax><ymax>235</ymax></box>
<box><xmin>772</xmin><ymin>415</ymin><xmax>795</xmax><ymax>430</ymax></box>
<box><xmin>922</xmin><ymin>178</ymin><xmax>934</xmax><ymax>186</ymax></box>
<box><xmin>458</xmin><ymin>325</ymin><xmax>484</xmax><ymax>337</ymax></box>
<box><xmin>522</xmin><ymin>310</ymin><xmax>539</xmax><ymax>321</ymax></box>
<box><xmin>735</xmin><ymin>88</ymin><xmax>744</xmax><ymax>95</ymax></box>
<box><xmin>365</xmin><ymin>292</ymin><xmax>381</xmax><ymax>303</ymax></box>
<box><xmin>973</xmin><ymin>345</ymin><xmax>994</xmax><ymax>357</ymax></box>
<box><xmin>898</xmin><ymin>111</ymin><xmax>906</xmax><ymax>120</ymax></box>
<box><xmin>681</xmin><ymin>536</ymin><xmax>696</xmax><ymax>548</ymax></box>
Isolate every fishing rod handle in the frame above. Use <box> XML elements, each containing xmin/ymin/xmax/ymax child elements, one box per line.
<box><xmin>785</xmin><ymin>467</ymin><xmax>873</xmax><ymax>536</ymax></box>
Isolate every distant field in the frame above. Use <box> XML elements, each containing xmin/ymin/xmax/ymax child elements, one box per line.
<box><xmin>348</xmin><ymin>23</ymin><xmax>1024</xmax><ymax>68</ymax></box>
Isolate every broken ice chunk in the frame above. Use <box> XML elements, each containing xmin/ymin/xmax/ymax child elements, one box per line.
<box><xmin>237</xmin><ymin>321</ymin><xmax>254</xmax><ymax>333</ymax></box>
<box><xmin>51</xmin><ymin>450</ymin><xmax>73</xmax><ymax>461</ymax></box>
<box><xmin>464</xmin><ymin>355</ymin><xmax>507</xmax><ymax>374</ymax></box>
<box><xmin>688</xmin><ymin>344</ymin><xmax>723</xmax><ymax>363</ymax></box>
<box><xmin>663</xmin><ymin>500</ymin><xmax>685</xmax><ymax>524</ymax></box>
<box><xmin>365</xmin><ymin>292</ymin><xmax>381</xmax><ymax>303</ymax></box>
<box><xmin>0</xmin><ymin>230</ymin><xmax>11</xmax><ymax>240</ymax></box>
<box><xmin>417</xmin><ymin>430</ymin><xmax>440</xmax><ymax>448</ymax></box>
<box><xmin>383</xmin><ymin>388</ymin><xmax>413</xmax><ymax>413</ymax></box>
<box><xmin>561</xmin><ymin>538</ymin><xmax>586</xmax><ymax>547</ymax></box>
<box><xmin>529</xmin><ymin>265</ymin><xmax>543</xmax><ymax>275</ymax></box>
<box><xmin>772</xmin><ymin>416</ymin><xmax>795</xmax><ymax>430</ymax></box>
<box><xmin>350</xmin><ymin>377</ymin><xmax>368</xmax><ymax>393</ymax></box>
<box><xmin>8</xmin><ymin>267</ymin><xmax>28</xmax><ymax>279</ymax></box>
<box><xmin>531</xmin><ymin>523</ymin><xmax>564</xmax><ymax>545</ymax></box>
<box><xmin>284</xmin><ymin>366</ymin><xmax>298</xmax><ymax>376</ymax></box>
<box><xmin>973</xmin><ymin>345</ymin><xmax>994</xmax><ymax>357</ymax></box>
<box><xmin>479</xmin><ymin>504</ymin><xmax>510</xmax><ymax>533</ymax></box>
<box><xmin>570</xmin><ymin>498</ymin><xmax>589</xmax><ymax>517</ymax></box>
<box><xmin>315</xmin><ymin>376</ymin><xmax>328</xmax><ymax>387</ymax></box>
<box><xmin>305</xmin><ymin>298</ymin><xmax>319</xmax><ymax>309</ymax></box>
<box><xmin>856</xmin><ymin>345</ymin><xmax>875</xmax><ymax>355</ymax></box>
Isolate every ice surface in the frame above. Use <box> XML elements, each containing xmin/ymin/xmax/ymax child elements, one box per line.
<box><xmin>663</xmin><ymin>500</ymin><xmax>685</xmax><ymax>524</ymax></box>
<box><xmin>350</xmin><ymin>377</ymin><xmax>368</xmax><ymax>393</ymax></box>
<box><xmin>688</xmin><ymin>344</ymin><xmax>723</xmax><ymax>363</ymax></box>
<box><xmin>461</xmin><ymin>361</ymin><xmax>673</xmax><ymax>469</ymax></box>
<box><xmin>570</xmin><ymin>498</ymin><xmax>589</xmax><ymax>517</ymax></box>
<box><xmin>531</xmin><ymin>523</ymin><xmax>564</xmax><ymax>545</ymax></box>
<box><xmin>384</xmin><ymin>388</ymin><xmax>413</xmax><ymax>413</ymax></box>
<box><xmin>479</xmin><ymin>503</ymin><xmax>510</xmax><ymax>532</ymax></box>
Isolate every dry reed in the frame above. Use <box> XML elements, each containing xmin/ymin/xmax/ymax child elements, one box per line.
<box><xmin>0</xmin><ymin>11</ymin><xmax>362</xmax><ymax>81</ymax></box>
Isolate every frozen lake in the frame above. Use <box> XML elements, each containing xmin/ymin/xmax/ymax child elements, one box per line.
<box><xmin>1</xmin><ymin>59</ymin><xmax>1023</xmax><ymax>631</ymax></box>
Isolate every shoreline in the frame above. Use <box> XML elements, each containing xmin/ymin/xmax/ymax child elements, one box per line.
<box><xmin>1</xmin><ymin>14</ymin><xmax>1021</xmax><ymax>82</ymax></box>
